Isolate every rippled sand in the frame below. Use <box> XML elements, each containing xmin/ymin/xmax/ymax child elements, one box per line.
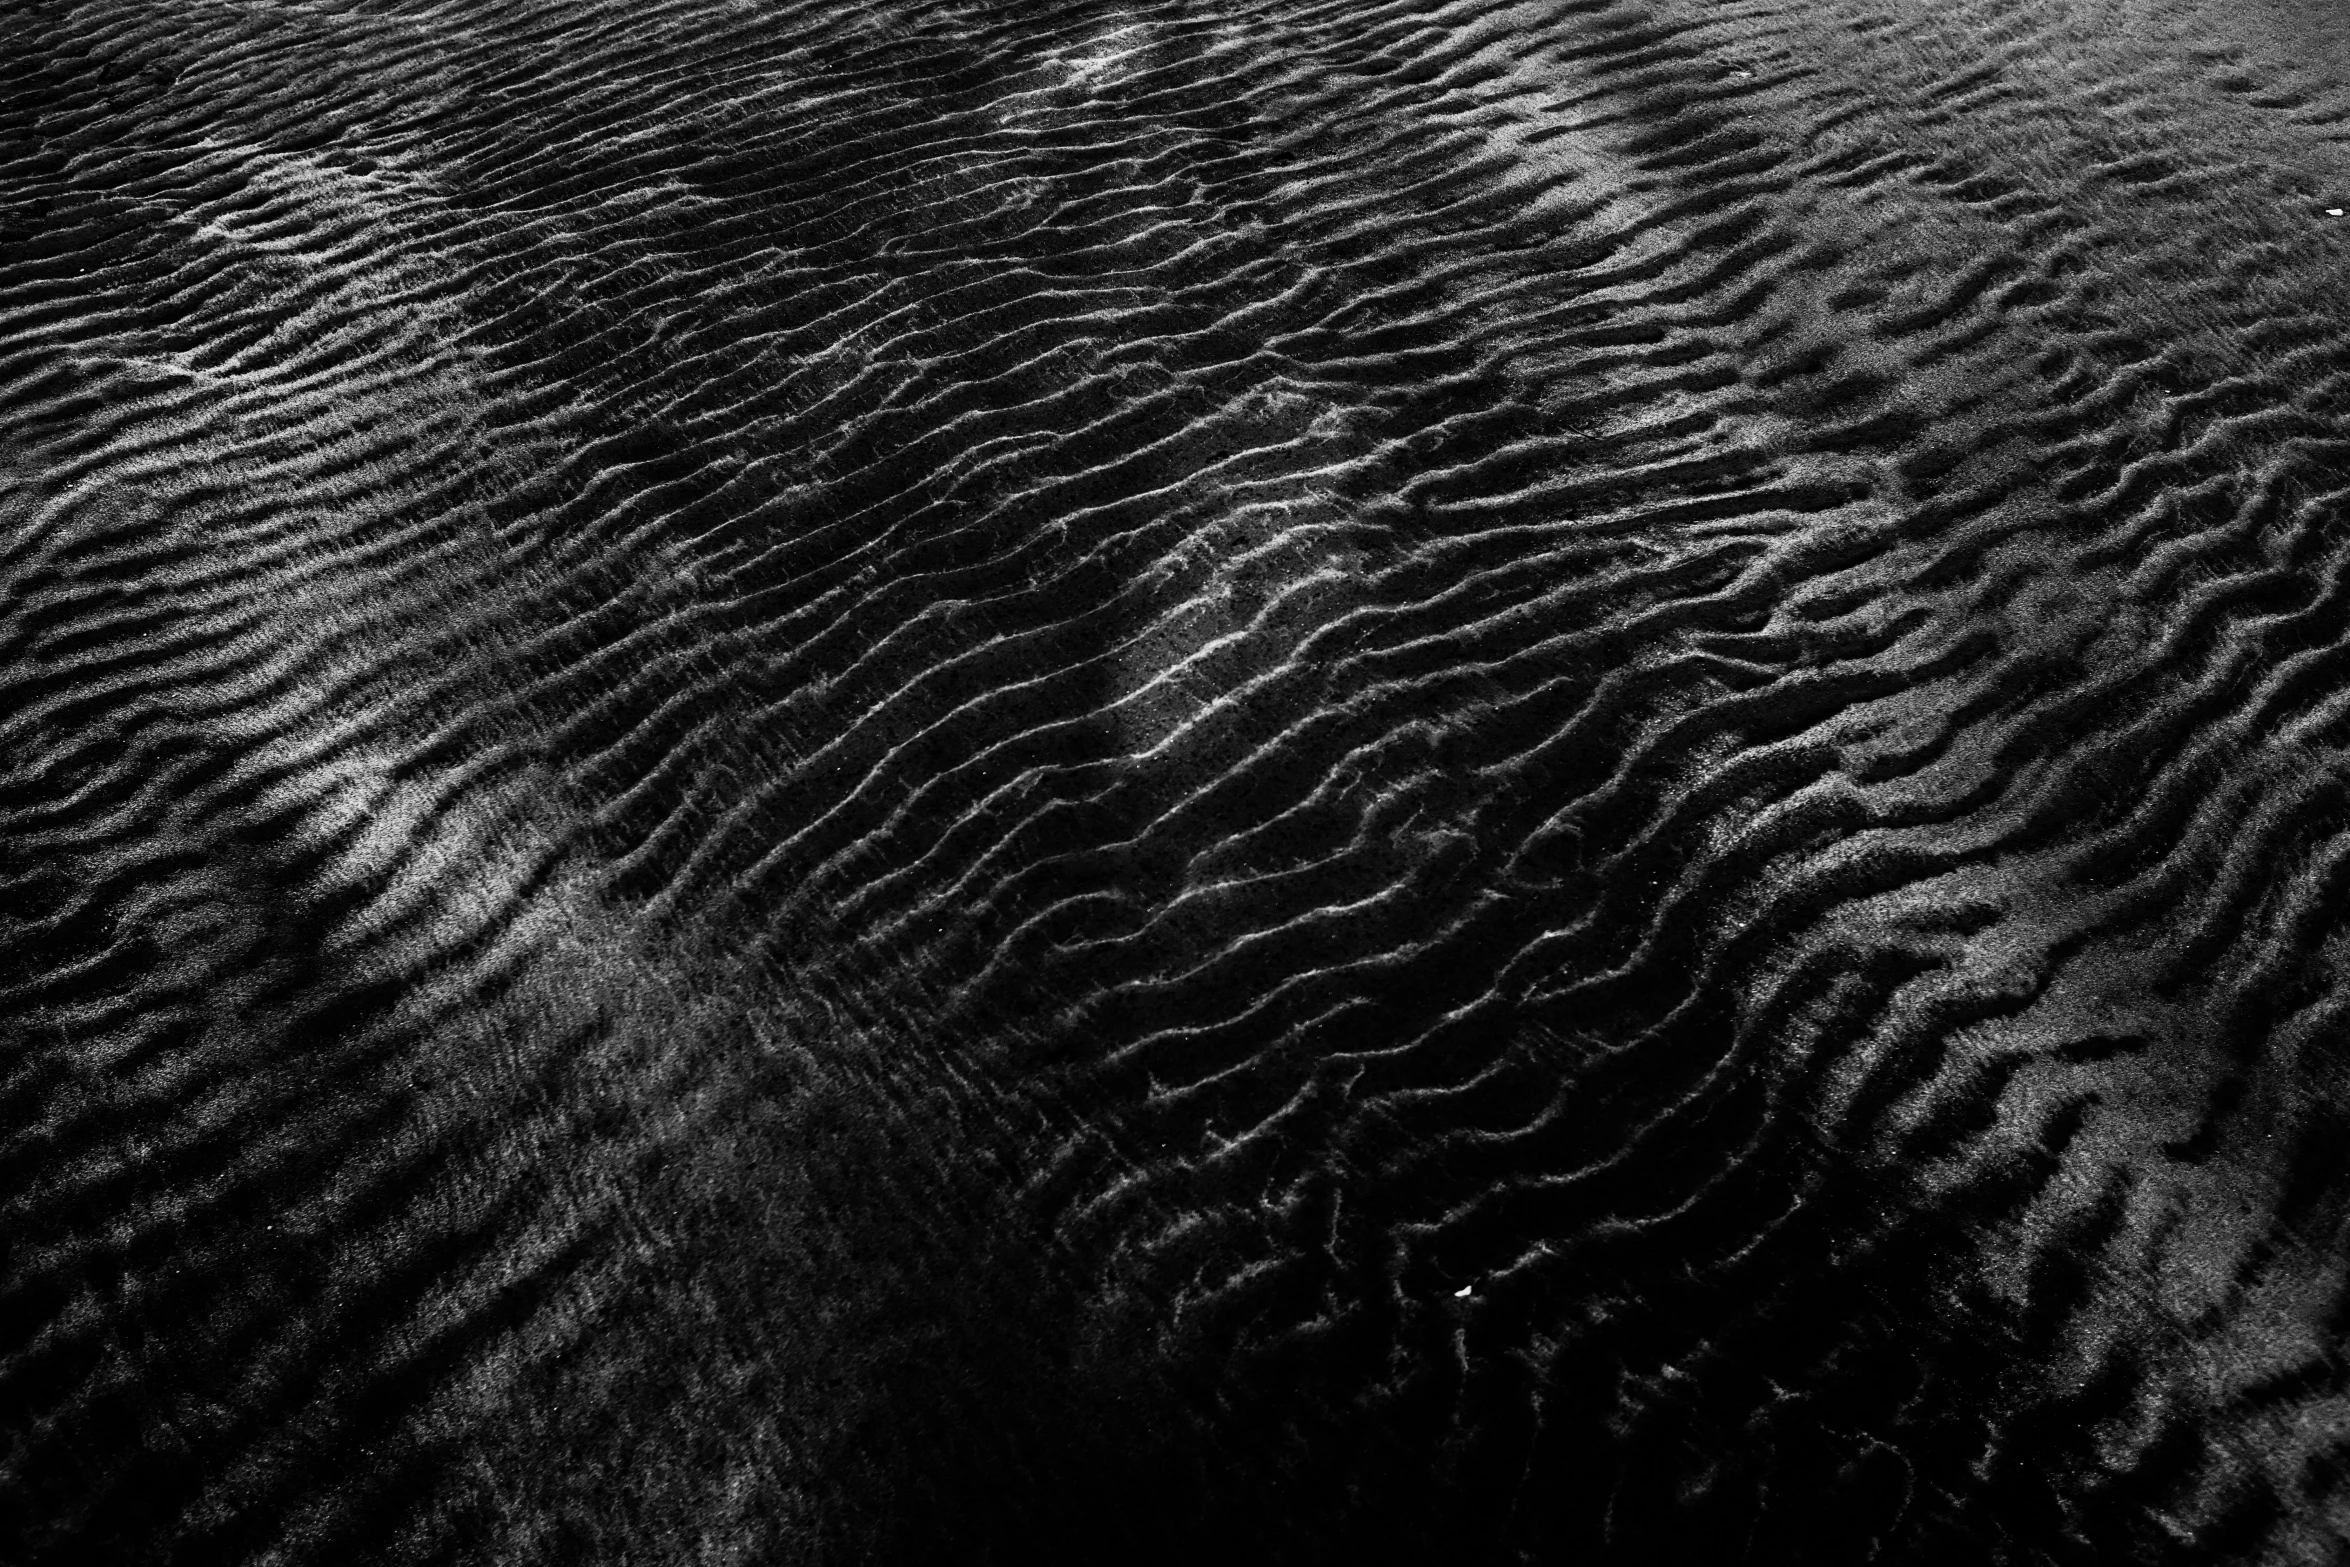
<box><xmin>8</xmin><ymin>0</ymin><xmax>2350</xmax><ymax>1560</ymax></box>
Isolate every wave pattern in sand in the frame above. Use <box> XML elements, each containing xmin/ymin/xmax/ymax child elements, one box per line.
<box><xmin>9</xmin><ymin>0</ymin><xmax>2350</xmax><ymax>1560</ymax></box>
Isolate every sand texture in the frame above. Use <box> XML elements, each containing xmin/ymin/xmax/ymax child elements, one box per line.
<box><xmin>8</xmin><ymin>0</ymin><xmax>2350</xmax><ymax>1560</ymax></box>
